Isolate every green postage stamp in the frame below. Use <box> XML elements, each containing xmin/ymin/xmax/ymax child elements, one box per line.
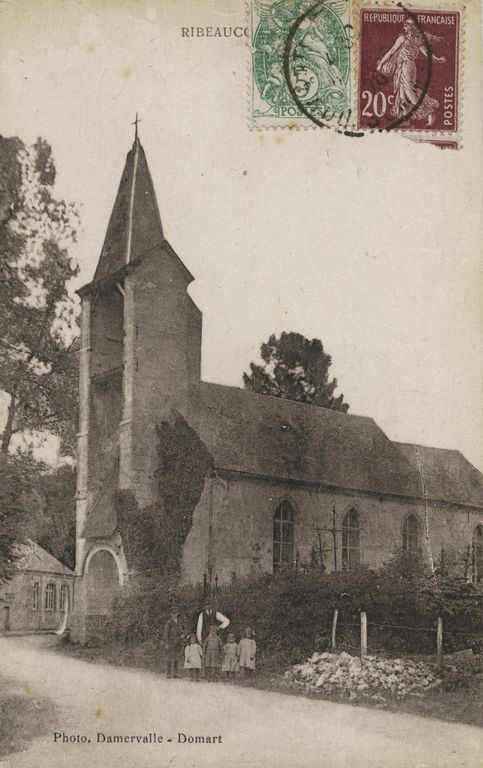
<box><xmin>250</xmin><ymin>0</ymin><xmax>353</xmax><ymax>130</ymax></box>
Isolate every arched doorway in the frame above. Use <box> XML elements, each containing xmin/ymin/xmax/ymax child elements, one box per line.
<box><xmin>85</xmin><ymin>549</ymin><xmax>122</xmax><ymax>616</ymax></box>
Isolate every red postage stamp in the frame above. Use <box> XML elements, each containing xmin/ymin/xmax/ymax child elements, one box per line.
<box><xmin>357</xmin><ymin>7</ymin><xmax>460</xmax><ymax>133</ymax></box>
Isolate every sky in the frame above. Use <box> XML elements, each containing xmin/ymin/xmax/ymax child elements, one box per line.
<box><xmin>1</xmin><ymin>0</ymin><xmax>482</xmax><ymax>470</ymax></box>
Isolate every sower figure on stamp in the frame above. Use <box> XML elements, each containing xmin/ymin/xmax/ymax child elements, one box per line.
<box><xmin>196</xmin><ymin>598</ymin><xmax>230</xmax><ymax>644</ymax></box>
<box><xmin>163</xmin><ymin>607</ymin><xmax>184</xmax><ymax>679</ymax></box>
<box><xmin>376</xmin><ymin>17</ymin><xmax>446</xmax><ymax>127</ymax></box>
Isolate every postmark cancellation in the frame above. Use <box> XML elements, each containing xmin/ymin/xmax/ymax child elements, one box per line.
<box><xmin>249</xmin><ymin>0</ymin><xmax>464</xmax><ymax>145</ymax></box>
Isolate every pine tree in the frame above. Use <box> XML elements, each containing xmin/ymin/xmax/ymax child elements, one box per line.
<box><xmin>243</xmin><ymin>332</ymin><xmax>349</xmax><ymax>412</ymax></box>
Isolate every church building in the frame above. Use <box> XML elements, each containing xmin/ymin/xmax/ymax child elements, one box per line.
<box><xmin>70</xmin><ymin>132</ymin><xmax>483</xmax><ymax>644</ymax></box>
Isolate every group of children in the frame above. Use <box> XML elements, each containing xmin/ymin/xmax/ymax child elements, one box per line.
<box><xmin>184</xmin><ymin>626</ymin><xmax>257</xmax><ymax>682</ymax></box>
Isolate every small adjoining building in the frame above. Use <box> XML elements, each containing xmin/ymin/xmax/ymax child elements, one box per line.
<box><xmin>0</xmin><ymin>541</ymin><xmax>73</xmax><ymax>633</ymax></box>
<box><xmin>70</xmin><ymin>132</ymin><xmax>483</xmax><ymax>644</ymax></box>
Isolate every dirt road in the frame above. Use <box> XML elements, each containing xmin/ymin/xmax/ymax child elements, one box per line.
<box><xmin>1</xmin><ymin>636</ymin><xmax>481</xmax><ymax>768</ymax></box>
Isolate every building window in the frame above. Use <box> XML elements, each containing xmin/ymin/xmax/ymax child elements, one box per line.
<box><xmin>45</xmin><ymin>583</ymin><xmax>56</xmax><ymax>611</ymax></box>
<box><xmin>33</xmin><ymin>582</ymin><xmax>40</xmax><ymax>611</ymax></box>
<box><xmin>60</xmin><ymin>585</ymin><xmax>69</xmax><ymax>611</ymax></box>
<box><xmin>473</xmin><ymin>525</ymin><xmax>483</xmax><ymax>583</ymax></box>
<box><xmin>342</xmin><ymin>509</ymin><xmax>361</xmax><ymax>570</ymax></box>
<box><xmin>402</xmin><ymin>515</ymin><xmax>419</xmax><ymax>553</ymax></box>
<box><xmin>273</xmin><ymin>500</ymin><xmax>295</xmax><ymax>573</ymax></box>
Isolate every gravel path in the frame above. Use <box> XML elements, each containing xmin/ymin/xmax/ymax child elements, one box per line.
<box><xmin>1</xmin><ymin>635</ymin><xmax>481</xmax><ymax>768</ymax></box>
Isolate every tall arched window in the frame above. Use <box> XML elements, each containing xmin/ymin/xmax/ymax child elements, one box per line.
<box><xmin>60</xmin><ymin>585</ymin><xmax>69</xmax><ymax>611</ymax></box>
<box><xmin>473</xmin><ymin>525</ymin><xmax>483</xmax><ymax>583</ymax></box>
<box><xmin>273</xmin><ymin>500</ymin><xmax>294</xmax><ymax>573</ymax></box>
<box><xmin>33</xmin><ymin>581</ymin><xmax>40</xmax><ymax>611</ymax></box>
<box><xmin>402</xmin><ymin>515</ymin><xmax>419</xmax><ymax>553</ymax></box>
<box><xmin>342</xmin><ymin>509</ymin><xmax>361</xmax><ymax>570</ymax></box>
<box><xmin>45</xmin><ymin>583</ymin><xmax>56</xmax><ymax>611</ymax></box>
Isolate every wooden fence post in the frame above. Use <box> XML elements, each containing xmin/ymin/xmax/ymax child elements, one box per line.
<box><xmin>360</xmin><ymin>611</ymin><xmax>367</xmax><ymax>664</ymax></box>
<box><xmin>331</xmin><ymin>608</ymin><xmax>339</xmax><ymax>651</ymax></box>
<box><xmin>437</xmin><ymin>616</ymin><xmax>443</xmax><ymax>663</ymax></box>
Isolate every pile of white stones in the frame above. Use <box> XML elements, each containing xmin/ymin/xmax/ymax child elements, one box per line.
<box><xmin>284</xmin><ymin>651</ymin><xmax>441</xmax><ymax>700</ymax></box>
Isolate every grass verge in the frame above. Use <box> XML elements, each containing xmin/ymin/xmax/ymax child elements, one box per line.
<box><xmin>0</xmin><ymin>675</ymin><xmax>57</xmax><ymax>758</ymax></box>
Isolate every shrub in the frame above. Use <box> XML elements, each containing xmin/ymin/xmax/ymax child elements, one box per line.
<box><xmin>104</xmin><ymin>552</ymin><xmax>482</xmax><ymax>668</ymax></box>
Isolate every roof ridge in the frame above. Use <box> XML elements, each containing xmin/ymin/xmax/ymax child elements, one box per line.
<box><xmin>395</xmin><ymin>441</ymin><xmax>463</xmax><ymax>455</ymax></box>
<box><xmin>125</xmin><ymin>136</ymin><xmax>140</xmax><ymax>264</ymax></box>
<box><xmin>195</xmin><ymin>380</ymin><xmax>375</xmax><ymax>423</ymax></box>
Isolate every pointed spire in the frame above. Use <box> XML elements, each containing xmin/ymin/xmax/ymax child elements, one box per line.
<box><xmin>132</xmin><ymin>112</ymin><xmax>141</xmax><ymax>142</ymax></box>
<box><xmin>93</xmin><ymin>128</ymin><xmax>164</xmax><ymax>283</ymax></box>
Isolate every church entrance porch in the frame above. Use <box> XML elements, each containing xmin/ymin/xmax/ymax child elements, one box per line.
<box><xmin>72</xmin><ymin>547</ymin><xmax>124</xmax><ymax>644</ymax></box>
<box><xmin>85</xmin><ymin>549</ymin><xmax>121</xmax><ymax>614</ymax></box>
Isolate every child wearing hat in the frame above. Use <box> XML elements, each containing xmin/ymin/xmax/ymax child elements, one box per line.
<box><xmin>163</xmin><ymin>607</ymin><xmax>183</xmax><ymax>679</ymax></box>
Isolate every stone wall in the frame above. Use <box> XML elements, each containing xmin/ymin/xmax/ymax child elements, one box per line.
<box><xmin>124</xmin><ymin>250</ymin><xmax>202</xmax><ymax>509</ymax></box>
<box><xmin>90</xmin><ymin>287</ymin><xmax>123</xmax><ymax>378</ymax></box>
<box><xmin>181</xmin><ymin>472</ymin><xmax>483</xmax><ymax>585</ymax></box>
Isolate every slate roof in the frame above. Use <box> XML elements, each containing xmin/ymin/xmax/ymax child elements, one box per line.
<box><xmin>395</xmin><ymin>443</ymin><xmax>483</xmax><ymax>508</ymax></box>
<box><xmin>93</xmin><ymin>137</ymin><xmax>164</xmax><ymax>283</ymax></box>
<box><xmin>14</xmin><ymin>540</ymin><xmax>74</xmax><ymax>576</ymax></box>
<box><xmin>183</xmin><ymin>382</ymin><xmax>483</xmax><ymax>508</ymax></box>
<box><xmin>77</xmin><ymin>138</ymin><xmax>194</xmax><ymax>294</ymax></box>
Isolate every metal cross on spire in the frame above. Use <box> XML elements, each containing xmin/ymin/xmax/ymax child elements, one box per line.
<box><xmin>132</xmin><ymin>112</ymin><xmax>142</xmax><ymax>140</ymax></box>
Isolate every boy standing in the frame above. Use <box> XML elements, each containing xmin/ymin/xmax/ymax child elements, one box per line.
<box><xmin>163</xmin><ymin>607</ymin><xmax>183</xmax><ymax>678</ymax></box>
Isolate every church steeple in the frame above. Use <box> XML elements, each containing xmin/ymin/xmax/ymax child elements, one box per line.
<box><xmin>73</xmin><ymin>125</ymin><xmax>202</xmax><ymax>642</ymax></box>
<box><xmin>93</xmin><ymin>128</ymin><xmax>164</xmax><ymax>283</ymax></box>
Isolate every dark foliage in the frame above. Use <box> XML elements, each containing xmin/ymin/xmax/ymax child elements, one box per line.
<box><xmin>116</xmin><ymin>414</ymin><xmax>213</xmax><ymax>578</ymax></box>
<box><xmin>0</xmin><ymin>453</ymin><xmax>40</xmax><ymax>581</ymax></box>
<box><xmin>243</xmin><ymin>332</ymin><xmax>349</xmax><ymax>412</ymax></box>
<box><xmin>36</xmin><ymin>464</ymin><xmax>76</xmax><ymax>569</ymax></box>
<box><xmin>105</xmin><ymin>551</ymin><xmax>482</xmax><ymax>666</ymax></box>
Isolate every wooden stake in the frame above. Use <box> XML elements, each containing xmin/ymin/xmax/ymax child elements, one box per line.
<box><xmin>332</xmin><ymin>504</ymin><xmax>338</xmax><ymax>572</ymax></box>
<box><xmin>437</xmin><ymin>616</ymin><xmax>443</xmax><ymax>662</ymax></box>
<box><xmin>331</xmin><ymin>608</ymin><xmax>339</xmax><ymax>651</ymax></box>
<box><xmin>360</xmin><ymin>611</ymin><xmax>367</xmax><ymax>663</ymax></box>
<box><xmin>317</xmin><ymin>532</ymin><xmax>324</xmax><ymax>572</ymax></box>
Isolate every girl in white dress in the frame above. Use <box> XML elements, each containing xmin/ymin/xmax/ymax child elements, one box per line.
<box><xmin>238</xmin><ymin>627</ymin><xmax>257</xmax><ymax>676</ymax></box>
<box><xmin>184</xmin><ymin>634</ymin><xmax>203</xmax><ymax>681</ymax></box>
<box><xmin>221</xmin><ymin>632</ymin><xmax>239</xmax><ymax>679</ymax></box>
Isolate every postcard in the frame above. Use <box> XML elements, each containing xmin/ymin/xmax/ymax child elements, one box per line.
<box><xmin>0</xmin><ymin>1</ymin><xmax>482</xmax><ymax>767</ymax></box>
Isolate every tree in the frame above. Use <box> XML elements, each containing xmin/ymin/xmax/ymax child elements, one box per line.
<box><xmin>0</xmin><ymin>456</ymin><xmax>76</xmax><ymax>579</ymax></box>
<box><xmin>0</xmin><ymin>452</ymin><xmax>41</xmax><ymax>582</ymax></box>
<box><xmin>243</xmin><ymin>332</ymin><xmax>349</xmax><ymax>412</ymax></box>
<box><xmin>0</xmin><ymin>136</ymin><xmax>80</xmax><ymax>456</ymax></box>
<box><xmin>36</xmin><ymin>464</ymin><xmax>77</xmax><ymax>569</ymax></box>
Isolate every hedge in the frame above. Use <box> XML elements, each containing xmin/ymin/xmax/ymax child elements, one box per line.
<box><xmin>102</xmin><ymin>553</ymin><xmax>482</xmax><ymax>666</ymax></box>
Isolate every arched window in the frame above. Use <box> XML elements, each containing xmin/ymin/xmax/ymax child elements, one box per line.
<box><xmin>402</xmin><ymin>515</ymin><xmax>419</xmax><ymax>553</ymax></box>
<box><xmin>273</xmin><ymin>500</ymin><xmax>295</xmax><ymax>573</ymax></box>
<box><xmin>33</xmin><ymin>581</ymin><xmax>40</xmax><ymax>611</ymax></box>
<box><xmin>60</xmin><ymin>585</ymin><xmax>69</xmax><ymax>611</ymax></box>
<box><xmin>45</xmin><ymin>583</ymin><xmax>56</xmax><ymax>611</ymax></box>
<box><xmin>342</xmin><ymin>509</ymin><xmax>361</xmax><ymax>570</ymax></box>
<box><xmin>473</xmin><ymin>525</ymin><xmax>483</xmax><ymax>583</ymax></box>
